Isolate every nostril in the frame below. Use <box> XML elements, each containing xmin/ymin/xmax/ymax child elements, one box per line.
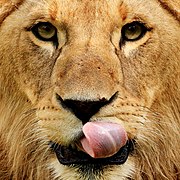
<box><xmin>56</xmin><ymin>92</ymin><xmax>118</xmax><ymax>124</ymax></box>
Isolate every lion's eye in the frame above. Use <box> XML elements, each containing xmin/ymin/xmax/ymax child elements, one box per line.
<box><xmin>31</xmin><ymin>22</ymin><xmax>57</xmax><ymax>41</ymax></box>
<box><xmin>121</xmin><ymin>22</ymin><xmax>147</xmax><ymax>42</ymax></box>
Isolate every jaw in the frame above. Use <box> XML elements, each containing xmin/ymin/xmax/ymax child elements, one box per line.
<box><xmin>49</xmin><ymin>155</ymin><xmax>135</xmax><ymax>180</ymax></box>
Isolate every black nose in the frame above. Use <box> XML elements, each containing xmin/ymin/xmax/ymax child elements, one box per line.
<box><xmin>56</xmin><ymin>93</ymin><xmax>117</xmax><ymax>124</ymax></box>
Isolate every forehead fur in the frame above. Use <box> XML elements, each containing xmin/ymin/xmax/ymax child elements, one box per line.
<box><xmin>0</xmin><ymin>0</ymin><xmax>179</xmax><ymax>22</ymax></box>
<box><xmin>0</xmin><ymin>0</ymin><xmax>24</xmax><ymax>24</ymax></box>
<box><xmin>158</xmin><ymin>0</ymin><xmax>180</xmax><ymax>21</ymax></box>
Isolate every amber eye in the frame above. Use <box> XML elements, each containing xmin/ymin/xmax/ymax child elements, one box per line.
<box><xmin>121</xmin><ymin>21</ymin><xmax>147</xmax><ymax>42</ymax></box>
<box><xmin>31</xmin><ymin>22</ymin><xmax>57</xmax><ymax>41</ymax></box>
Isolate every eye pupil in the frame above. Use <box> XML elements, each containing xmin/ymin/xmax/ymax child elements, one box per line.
<box><xmin>127</xmin><ymin>25</ymin><xmax>137</xmax><ymax>33</ymax></box>
<box><xmin>38</xmin><ymin>24</ymin><xmax>56</xmax><ymax>39</ymax></box>
<box><xmin>39</xmin><ymin>25</ymin><xmax>52</xmax><ymax>34</ymax></box>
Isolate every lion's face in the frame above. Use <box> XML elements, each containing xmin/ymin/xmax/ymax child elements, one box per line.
<box><xmin>0</xmin><ymin>0</ymin><xmax>179</xmax><ymax>179</ymax></box>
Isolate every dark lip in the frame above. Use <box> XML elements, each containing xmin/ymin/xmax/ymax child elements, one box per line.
<box><xmin>50</xmin><ymin>140</ymin><xmax>134</xmax><ymax>166</ymax></box>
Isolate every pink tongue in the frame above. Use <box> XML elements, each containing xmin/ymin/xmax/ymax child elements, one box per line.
<box><xmin>80</xmin><ymin>122</ymin><xmax>128</xmax><ymax>158</ymax></box>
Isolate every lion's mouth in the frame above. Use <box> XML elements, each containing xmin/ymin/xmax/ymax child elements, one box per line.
<box><xmin>50</xmin><ymin>140</ymin><xmax>134</xmax><ymax>165</ymax></box>
<box><xmin>50</xmin><ymin>121</ymin><xmax>135</xmax><ymax>165</ymax></box>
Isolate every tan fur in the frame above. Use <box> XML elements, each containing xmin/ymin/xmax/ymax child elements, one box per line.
<box><xmin>0</xmin><ymin>0</ymin><xmax>179</xmax><ymax>179</ymax></box>
<box><xmin>159</xmin><ymin>0</ymin><xmax>180</xmax><ymax>21</ymax></box>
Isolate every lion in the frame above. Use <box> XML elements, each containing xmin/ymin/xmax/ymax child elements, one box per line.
<box><xmin>0</xmin><ymin>0</ymin><xmax>179</xmax><ymax>179</ymax></box>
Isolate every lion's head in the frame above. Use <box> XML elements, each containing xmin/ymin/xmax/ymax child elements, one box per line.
<box><xmin>0</xmin><ymin>0</ymin><xmax>179</xmax><ymax>179</ymax></box>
